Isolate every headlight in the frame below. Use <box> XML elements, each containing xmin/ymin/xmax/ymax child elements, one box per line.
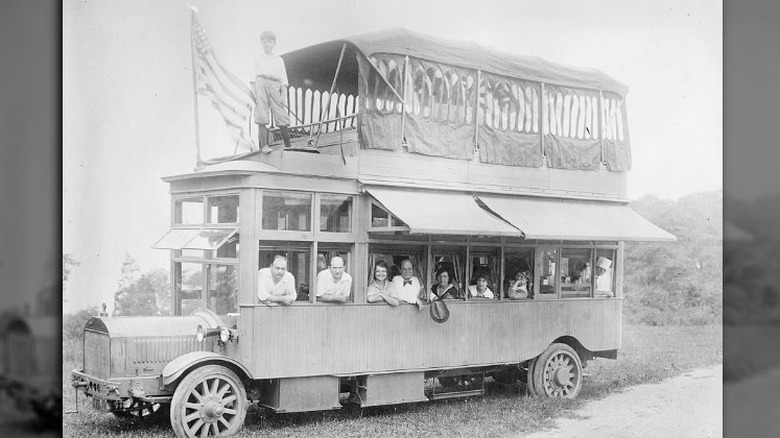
<box><xmin>219</xmin><ymin>327</ymin><xmax>230</xmax><ymax>344</ymax></box>
<box><xmin>196</xmin><ymin>324</ymin><xmax>205</xmax><ymax>342</ymax></box>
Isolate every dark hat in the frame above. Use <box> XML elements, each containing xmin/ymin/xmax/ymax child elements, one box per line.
<box><xmin>429</xmin><ymin>299</ymin><xmax>450</xmax><ymax>323</ymax></box>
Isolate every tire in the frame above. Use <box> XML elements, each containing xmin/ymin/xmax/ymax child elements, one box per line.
<box><xmin>169</xmin><ymin>365</ymin><xmax>248</xmax><ymax>438</ymax></box>
<box><xmin>526</xmin><ymin>357</ymin><xmax>538</xmax><ymax>396</ymax></box>
<box><xmin>531</xmin><ymin>343</ymin><xmax>583</xmax><ymax>399</ymax></box>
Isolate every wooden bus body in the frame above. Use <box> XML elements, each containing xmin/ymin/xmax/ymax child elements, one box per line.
<box><xmin>71</xmin><ymin>28</ymin><xmax>674</xmax><ymax>438</ymax></box>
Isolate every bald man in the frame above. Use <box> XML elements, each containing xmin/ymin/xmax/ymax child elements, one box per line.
<box><xmin>257</xmin><ymin>255</ymin><xmax>297</xmax><ymax>306</ymax></box>
<box><xmin>316</xmin><ymin>256</ymin><xmax>352</xmax><ymax>303</ymax></box>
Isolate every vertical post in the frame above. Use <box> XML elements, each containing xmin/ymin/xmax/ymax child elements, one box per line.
<box><xmin>473</xmin><ymin>70</ymin><xmax>482</xmax><ymax>158</ymax></box>
<box><xmin>401</xmin><ymin>55</ymin><xmax>409</xmax><ymax>147</ymax></box>
<box><xmin>189</xmin><ymin>12</ymin><xmax>203</xmax><ymax>166</ymax></box>
<box><xmin>598</xmin><ymin>90</ymin><xmax>605</xmax><ymax>163</ymax></box>
<box><xmin>311</xmin><ymin>193</ymin><xmax>320</xmax><ymax>303</ymax></box>
<box><xmin>540</xmin><ymin>83</ymin><xmax>546</xmax><ymax>161</ymax></box>
<box><xmin>311</xmin><ymin>43</ymin><xmax>347</xmax><ymax>147</ymax></box>
<box><xmin>499</xmin><ymin>246</ymin><xmax>505</xmax><ymax>300</ymax></box>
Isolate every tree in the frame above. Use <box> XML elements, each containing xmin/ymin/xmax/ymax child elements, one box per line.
<box><xmin>113</xmin><ymin>255</ymin><xmax>169</xmax><ymax>316</ymax></box>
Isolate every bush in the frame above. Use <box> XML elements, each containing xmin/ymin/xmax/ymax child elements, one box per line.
<box><xmin>63</xmin><ymin>306</ymin><xmax>98</xmax><ymax>341</ymax></box>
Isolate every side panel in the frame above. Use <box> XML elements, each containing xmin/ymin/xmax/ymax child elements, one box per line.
<box><xmin>248</xmin><ymin>298</ymin><xmax>621</xmax><ymax>378</ymax></box>
<box><xmin>257</xmin><ymin>376</ymin><xmax>341</xmax><ymax>412</ymax></box>
<box><xmin>362</xmin><ymin>372</ymin><xmax>427</xmax><ymax>407</ymax></box>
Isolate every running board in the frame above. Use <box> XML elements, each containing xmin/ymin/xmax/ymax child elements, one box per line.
<box><xmin>428</xmin><ymin>388</ymin><xmax>485</xmax><ymax>400</ymax></box>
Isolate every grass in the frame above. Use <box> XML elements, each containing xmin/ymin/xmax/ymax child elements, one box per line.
<box><xmin>62</xmin><ymin>324</ymin><xmax>722</xmax><ymax>438</ymax></box>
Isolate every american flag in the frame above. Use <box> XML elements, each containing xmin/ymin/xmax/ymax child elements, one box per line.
<box><xmin>191</xmin><ymin>13</ymin><xmax>255</xmax><ymax>152</ymax></box>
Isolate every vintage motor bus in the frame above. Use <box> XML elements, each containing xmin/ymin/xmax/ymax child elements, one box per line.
<box><xmin>71</xmin><ymin>28</ymin><xmax>674</xmax><ymax>438</ymax></box>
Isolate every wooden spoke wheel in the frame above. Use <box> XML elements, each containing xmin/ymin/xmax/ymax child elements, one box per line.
<box><xmin>170</xmin><ymin>365</ymin><xmax>247</xmax><ymax>438</ymax></box>
<box><xmin>112</xmin><ymin>398</ymin><xmax>164</xmax><ymax>419</ymax></box>
<box><xmin>531</xmin><ymin>343</ymin><xmax>583</xmax><ymax>399</ymax></box>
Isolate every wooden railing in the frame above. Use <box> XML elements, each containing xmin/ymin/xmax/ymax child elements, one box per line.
<box><xmin>271</xmin><ymin>86</ymin><xmax>359</xmax><ymax>140</ymax></box>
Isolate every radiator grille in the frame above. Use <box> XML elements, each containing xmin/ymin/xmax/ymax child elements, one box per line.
<box><xmin>131</xmin><ymin>337</ymin><xmax>206</xmax><ymax>375</ymax></box>
<box><xmin>84</xmin><ymin>331</ymin><xmax>111</xmax><ymax>379</ymax></box>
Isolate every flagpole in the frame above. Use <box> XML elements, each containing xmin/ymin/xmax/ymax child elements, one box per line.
<box><xmin>189</xmin><ymin>10</ymin><xmax>203</xmax><ymax>167</ymax></box>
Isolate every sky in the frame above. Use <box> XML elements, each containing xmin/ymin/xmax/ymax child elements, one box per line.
<box><xmin>63</xmin><ymin>0</ymin><xmax>722</xmax><ymax>313</ymax></box>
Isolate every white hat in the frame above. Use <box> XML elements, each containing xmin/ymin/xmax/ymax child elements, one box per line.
<box><xmin>596</xmin><ymin>256</ymin><xmax>612</xmax><ymax>269</ymax></box>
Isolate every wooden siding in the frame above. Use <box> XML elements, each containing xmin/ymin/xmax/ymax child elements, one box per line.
<box><xmin>240</xmin><ymin>298</ymin><xmax>621</xmax><ymax>379</ymax></box>
<box><xmin>357</xmin><ymin>149</ymin><xmax>626</xmax><ymax>201</ymax></box>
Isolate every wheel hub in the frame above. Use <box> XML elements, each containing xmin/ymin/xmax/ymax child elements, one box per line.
<box><xmin>202</xmin><ymin>398</ymin><xmax>225</xmax><ymax>421</ymax></box>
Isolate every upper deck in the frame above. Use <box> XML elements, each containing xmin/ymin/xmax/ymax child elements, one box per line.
<box><xmin>193</xmin><ymin>28</ymin><xmax>632</xmax><ymax>202</ymax></box>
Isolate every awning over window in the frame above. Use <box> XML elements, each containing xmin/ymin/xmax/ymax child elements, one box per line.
<box><xmin>478</xmin><ymin>195</ymin><xmax>676</xmax><ymax>242</ymax></box>
<box><xmin>153</xmin><ymin>227</ymin><xmax>238</xmax><ymax>250</ymax></box>
<box><xmin>366</xmin><ymin>187</ymin><xmax>520</xmax><ymax>236</ymax></box>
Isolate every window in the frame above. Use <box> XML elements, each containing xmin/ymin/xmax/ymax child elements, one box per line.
<box><xmin>320</xmin><ymin>194</ymin><xmax>352</xmax><ymax>233</ymax></box>
<box><xmin>504</xmin><ymin>248</ymin><xmax>534</xmax><ymax>299</ymax></box>
<box><xmin>370</xmin><ymin>203</ymin><xmax>407</xmax><ymax>229</ymax></box>
<box><xmin>208</xmin><ymin>195</ymin><xmax>239</xmax><ymax>224</ymax></box>
<box><xmin>174</xmin><ymin>262</ymin><xmax>203</xmax><ymax>316</ymax></box>
<box><xmin>208</xmin><ymin>264</ymin><xmax>237</xmax><ymax>315</ymax></box>
<box><xmin>368</xmin><ymin>246</ymin><xmax>427</xmax><ymax>301</ymax></box>
<box><xmin>561</xmin><ymin>248</ymin><xmax>593</xmax><ymax>298</ymax></box>
<box><xmin>537</xmin><ymin>247</ymin><xmax>558</xmax><ymax>299</ymax></box>
<box><xmin>262</xmin><ymin>191</ymin><xmax>312</xmax><ymax>231</ymax></box>
<box><xmin>594</xmin><ymin>249</ymin><xmax>616</xmax><ymax>295</ymax></box>
<box><xmin>259</xmin><ymin>244</ymin><xmax>311</xmax><ymax>302</ymax></box>
<box><xmin>467</xmin><ymin>249</ymin><xmax>500</xmax><ymax>300</ymax></box>
<box><xmin>175</xmin><ymin>198</ymin><xmax>203</xmax><ymax>224</ymax></box>
<box><xmin>431</xmin><ymin>247</ymin><xmax>465</xmax><ymax>299</ymax></box>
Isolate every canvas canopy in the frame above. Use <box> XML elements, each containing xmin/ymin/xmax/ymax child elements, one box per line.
<box><xmin>282</xmin><ymin>28</ymin><xmax>631</xmax><ymax>171</ymax></box>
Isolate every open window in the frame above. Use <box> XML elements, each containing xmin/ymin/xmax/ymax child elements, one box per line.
<box><xmin>467</xmin><ymin>248</ymin><xmax>499</xmax><ymax>300</ymax></box>
<box><xmin>259</xmin><ymin>243</ymin><xmax>312</xmax><ymax>302</ymax></box>
<box><xmin>503</xmin><ymin>248</ymin><xmax>534</xmax><ymax>299</ymax></box>
<box><xmin>560</xmin><ymin>248</ymin><xmax>593</xmax><ymax>298</ymax></box>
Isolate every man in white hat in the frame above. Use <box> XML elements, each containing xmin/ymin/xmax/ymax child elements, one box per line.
<box><xmin>594</xmin><ymin>256</ymin><xmax>614</xmax><ymax>297</ymax></box>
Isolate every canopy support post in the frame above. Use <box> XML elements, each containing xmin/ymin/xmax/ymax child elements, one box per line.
<box><xmin>310</xmin><ymin>43</ymin><xmax>347</xmax><ymax>148</ymax></box>
<box><xmin>401</xmin><ymin>55</ymin><xmax>409</xmax><ymax>148</ymax></box>
<box><xmin>473</xmin><ymin>70</ymin><xmax>482</xmax><ymax>159</ymax></box>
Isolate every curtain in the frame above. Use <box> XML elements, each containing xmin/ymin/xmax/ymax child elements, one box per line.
<box><xmin>542</xmin><ymin>84</ymin><xmax>602</xmax><ymax>170</ymax></box>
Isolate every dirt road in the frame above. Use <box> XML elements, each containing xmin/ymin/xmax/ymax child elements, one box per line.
<box><xmin>521</xmin><ymin>365</ymin><xmax>722</xmax><ymax>438</ymax></box>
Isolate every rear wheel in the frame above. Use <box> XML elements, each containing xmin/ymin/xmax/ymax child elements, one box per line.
<box><xmin>531</xmin><ymin>343</ymin><xmax>583</xmax><ymax>399</ymax></box>
<box><xmin>169</xmin><ymin>365</ymin><xmax>247</xmax><ymax>438</ymax></box>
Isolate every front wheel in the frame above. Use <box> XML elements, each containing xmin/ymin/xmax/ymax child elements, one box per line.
<box><xmin>531</xmin><ymin>343</ymin><xmax>583</xmax><ymax>399</ymax></box>
<box><xmin>169</xmin><ymin>365</ymin><xmax>248</xmax><ymax>438</ymax></box>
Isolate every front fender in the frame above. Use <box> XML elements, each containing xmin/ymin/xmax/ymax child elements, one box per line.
<box><xmin>162</xmin><ymin>351</ymin><xmax>253</xmax><ymax>386</ymax></box>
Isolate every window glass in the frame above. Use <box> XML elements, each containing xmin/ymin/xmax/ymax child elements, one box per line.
<box><xmin>504</xmin><ymin>248</ymin><xmax>534</xmax><ymax>299</ymax></box>
<box><xmin>208</xmin><ymin>265</ymin><xmax>238</xmax><ymax>315</ymax></box>
<box><xmin>594</xmin><ymin>249</ymin><xmax>616</xmax><ymax>296</ymax></box>
<box><xmin>216</xmin><ymin>234</ymin><xmax>238</xmax><ymax>259</ymax></box>
<box><xmin>175</xmin><ymin>262</ymin><xmax>203</xmax><ymax>316</ymax></box>
<box><xmin>208</xmin><ymin>195</ymin><xmax>239</xmax><ymax>224</ymax></box>
<box><xmin>468</xmin><ymin>249</ymin><xmax>500</xmax><ymax>299</ymax></box>
<box><xmin>561</xmin><ymin>248</ymin><xmax>593</xmax><ymax>298</ymax></box>
<box><xmin>180</xmin><ymin>249</ymin><xmax>206</xmax><ymax>258</ymax></box>
<box><xmin>320</xmin><ymin>195</ymin><xmax>352</xmax><ymax>233</ymax></box>
<box><xmin>371</xmin><ymin>203</ymin><xmax>390</xmax><ymax>227</ymax></box>
<box><xmin>259</xmin><ymin>245</ymin><xmax>311</xmax><ymax>302</ymax></box>
<box><xmin>262</xmin><ymin>192</ymin><xmax>312</xmax><ymax>231</ymax></box>
<box><xmin>175</xmin><ymin>198</ymin><xmax>203</xmax><ymax>224</ymax></box>
<box><xmin>538</xmin><ymin>248</ymin><xmax>558</xmax><ymax>297</ymax></box>
<box><xmin>184</xmin><ymin>228</ymin><xmax>237</xmax><ymax>251</ymax></box>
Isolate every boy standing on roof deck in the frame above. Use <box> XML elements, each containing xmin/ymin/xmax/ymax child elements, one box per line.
<box><xmin>253</xmin><ymin>30</ymin><xmax>292</xmax><ymax>152</ymax></box>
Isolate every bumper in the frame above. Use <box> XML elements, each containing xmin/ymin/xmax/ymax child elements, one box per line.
<box><xmin>70</xmin><ymin>369</ymin><xmax>169</xmax><ymax>404</ymax></box>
